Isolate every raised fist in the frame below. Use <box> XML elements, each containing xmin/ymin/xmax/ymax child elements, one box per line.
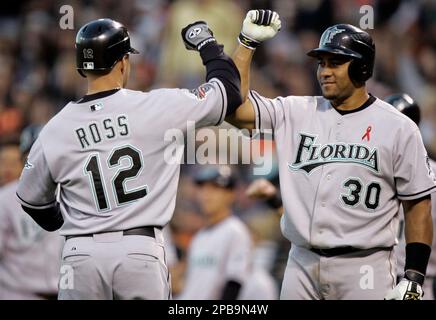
<box><xmin>181</xmin><ymin>21</ymin><xmax>216</xmax><ymax>51</ymax></box>
<box><xmin>239</xmin><ymin>10</ymin><xmax>281</xmax><ymax>50</ymax></box>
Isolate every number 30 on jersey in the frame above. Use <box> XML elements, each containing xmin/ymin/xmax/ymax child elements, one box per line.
<box><xmin>341</xmin><ymin>178</ymin><xmax>381</xmax><ymax>210</ymax></box>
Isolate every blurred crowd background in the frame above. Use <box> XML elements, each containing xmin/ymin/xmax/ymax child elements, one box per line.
<box><xmin>1</xmin><ymin>0</ymin><xmax>436</xmax><ymax>299</ymax></box>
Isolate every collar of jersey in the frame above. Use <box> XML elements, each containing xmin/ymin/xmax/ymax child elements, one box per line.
<box><xmin>332</xmin><ymin>93</ymin><xmax>376</xmax><ymax>115</ymax></box>
<box><xmin>75</xmin><ymin>88</ymin><xmax>121</xmax><ymax>104</ymax></box>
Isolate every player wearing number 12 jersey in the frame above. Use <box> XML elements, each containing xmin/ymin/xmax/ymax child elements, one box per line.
<box><xmin>16</xmin><ymin>19</ymin><xmax>241</xmax><ymax>299</ymax></box>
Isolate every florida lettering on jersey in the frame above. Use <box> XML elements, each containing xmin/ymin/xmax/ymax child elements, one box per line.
<box><xmin>289</xmin><ymin>133</ymin><xmax>379</xmax><ymax>174</ymax></box>
<box><xmin>75</xmin><ymin>115</ymin><xmax>129</xmax><ymax>149</ymax></box>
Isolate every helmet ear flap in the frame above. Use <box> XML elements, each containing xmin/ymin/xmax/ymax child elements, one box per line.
<box><xmin>348</xmin><ymin>59</ymin><xmax>370</xmax><ymax>84</ymax></box>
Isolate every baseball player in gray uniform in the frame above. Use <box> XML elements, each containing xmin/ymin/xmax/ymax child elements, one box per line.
<box><xmin>15</xmin><ymin>18</ymin><xmax>241</xmax><ymax>300</ymax></box>
<box><xmin>387</xmin><ymin>93</ymin><xmax>436</xmax><ymax>300</ymax></box>
<box><xmin>178</xmin><ymin>166</ymin><xmax>252</xmax><ymax>300</ymax></box>
<box><xmin>0</xmin><ymin>127</ymin><xmax>63</xmax><ymax>299</ymax></box>
<box><xmin>226</xmin><ymin>10</ymin><xmax>435</xmax><ymax>299</ymax></box>
<box><xmin>0</xmin><ymin>140</ymin><xmax>23</xmax><ymax>187</ymax></box>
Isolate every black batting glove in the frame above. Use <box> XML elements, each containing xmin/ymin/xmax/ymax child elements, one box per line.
<box><xmin>181</xmin><ymin>21</ymin><xmax>217</xmax><ymax>51</ymax></box>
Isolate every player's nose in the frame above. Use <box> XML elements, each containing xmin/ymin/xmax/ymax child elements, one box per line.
<box><xmin>318</xmin><ymin>65</ymin><xmax>333</xmax><ymax>78</ymax></box>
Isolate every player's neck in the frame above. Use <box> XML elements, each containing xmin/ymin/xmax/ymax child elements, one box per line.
<box><xmin>332</xmin><ymin>88</ymin><xmax>369</xmax><ymax>111</ymax></box>
<box><xmin>86</xmin><ymin>75</ymin><xmax>123</xmax><ymax>95</ymax></box>
<box><xmin>205</xmin><ymin>209</ymin><xmax>231</xmax><ymax>227</ymax></box>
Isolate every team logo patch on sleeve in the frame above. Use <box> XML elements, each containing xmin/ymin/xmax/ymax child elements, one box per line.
<box><xmin>189</xmin><ymin>83</ymin><xmax>213</xmax><ymax>100</ymax></box>
<box><xmin>90</xmin><ymin>102</ymin><xmax>103</xmax><ymax>111</ymax></box>
<box><xmin>24</xmin><ymin>158</ymin><xmax>34</xmax><ymax>170</ymax></box>
<box><xmin>425</xmin><ymin>156</ymin><xmax>436</xmax><ymax>181</ymax></box>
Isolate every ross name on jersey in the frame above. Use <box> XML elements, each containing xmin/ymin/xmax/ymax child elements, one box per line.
<box><xmin>75</xmin><ymin>115</ymin><xmax>129</xmax><ymax>149</ymax></box>
<box><xmin>289</xmin><ymin>133</ymin><xmax>379</xmax><ymax>174</ymax></box>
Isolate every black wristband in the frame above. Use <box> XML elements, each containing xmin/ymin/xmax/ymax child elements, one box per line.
<box><xmin>197</xmin><ymin>37</ymin><xmax>217</xmax><ymax>51</ymax></box>
<box><xmin>404</xmin><ymin>242</ymin><xmax>431</xmax><ymax>276</ymax></box>
<box><xmin>266</xmin><ymin>193</ymin><xmax>282</xmax><ymax>209</ymax></box>
<box><xmin>238</xmin><ymin>32</ymin><xmax>260</xmax><ymax>50</ymax></box>
<box><xmin>199</xmin><ymin>42</ymin><xmax>224</xmax><ymax>65</ymax></box>
<box><xmin>204</xmin><ymin>55</ymin><xmax>242</xmax><ymax>116</ymax></box>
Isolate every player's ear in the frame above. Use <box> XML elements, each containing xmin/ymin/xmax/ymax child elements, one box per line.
<box><xmin>120</xmin><ymin>55</ymin><xmax>129</xmax><ymax>74</ymax></box>
<box><xmin>120</xmin><ymin>57</ymin><xmax>124</xmax><ymax>74</ymax></box>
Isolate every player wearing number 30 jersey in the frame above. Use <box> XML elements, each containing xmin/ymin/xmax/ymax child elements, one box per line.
<box><xmin>16</xmin><ymin>19</ymin><xmax>241</xmax><ymax>300</ymax></box>
<box><xmin>227</xmin><ymin>10</ymin><xmax>436</xmax><ymax>299</ymax></box>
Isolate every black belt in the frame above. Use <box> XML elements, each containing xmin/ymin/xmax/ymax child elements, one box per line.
<box><xmin>310</xmin><ymin>246</ymin><xmax>392</xmax><ymax>257</ymax></box>
<box><xmin>65</xmin><ymin>226</ymin><xmax>160</xmax><ymax>240</ymax></box>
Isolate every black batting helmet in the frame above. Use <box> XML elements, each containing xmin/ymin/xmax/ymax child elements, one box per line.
<box><xmin>384</xmin><ymin>93</ymin><xmax>421</xmax><ymax>126</ymax></box>
<box><xmin>307</xmin><ymin>24</ymin><xmax>375</xmax><ymax>83</ymax></box>
<box><xmin>75</xmin><ymin>18</ymin><xmax>139</xmax><ymax>77</ymax></box>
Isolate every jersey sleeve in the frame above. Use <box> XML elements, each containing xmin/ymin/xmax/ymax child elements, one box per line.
<box><xmin>248</xmin><ymin>90</ymin><xmax>286</xmax><ymax>133</ymax></box>
<box><xmin>394</xmin><ymin>127</ymin><xmax>436</xmax><ymax>200</ymax></box>
<box><xmin>170</xmin><ymin>78</ymin><xmax>228</xmax><ymax>128</ymax></box>
<box><xmin>16</xmin><ymin>138</ymin><xmax>57</xmax><ymax>209</ymax></box>
<box><xmin>223</xmin><ymin>227</ymin><xmax>252</xmax><ymax>283</ymax></box>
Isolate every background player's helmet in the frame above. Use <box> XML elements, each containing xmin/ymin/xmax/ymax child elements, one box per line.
<box><xmin>384</xmin><ymin>93</ymin><xmax>421</xmax><ymax>126</ymax></box>
<box><xmin>75</xmin><ymin>18</ymin><xmax>139</xmax><ymax>78</ymax></box>
<box><xmin>307</xmin><ymin>24</ymin><xmax>375</xmax><ymax>83</ymax></box>
<box><xmin>193</xmin><ymin>165</ymin><xmax>237</xmax><ymax>189</ymax></box>
<box><xmin>19</xmin><ymin>124</ymin><xmax>43</xmax><ymax>155</ymax></box>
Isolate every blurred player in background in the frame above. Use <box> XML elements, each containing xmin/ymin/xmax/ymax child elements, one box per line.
<box><xmin>239</xmin><ymin>212</ymin><xmax>279</xmax><ymax>300</ymax></box>
<box><xmin>165</xmin><ymin>200</ymin><xmax>206</xmax><ymax>297</ymax></box>
<box><xmin>0</xmin><ymin>140</ymin><xmax>22</xmax><ymax>187</ymax></box>
<box><xmin>387</xmin><ymin>93</ymin><xmax>436</xmax><ymax>300</ymax></box>
<box><xmin>178</xmin><ymin>165</ymin><xmax>252</xmax><ymax>300</ymax></box>
<box><xmin>0</xmin><ymin>125</ymin><xmax>63</xmax><ymax>299</ymax></box>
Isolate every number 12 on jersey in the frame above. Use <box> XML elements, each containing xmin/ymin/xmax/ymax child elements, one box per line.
<box><xmin>84</xmin><ymin>145</ymin><xmax>148</xmax><ymax>212</ymax></box>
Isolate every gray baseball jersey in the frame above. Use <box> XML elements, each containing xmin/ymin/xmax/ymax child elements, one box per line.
<box><xmin>178</xmin><ymin>216</ymin><xmax>252</xmax><ymax>300</ymax></box>
<box><xmin>249</xmin><ymin>91</ymin><xmax>436</xmax><ymax>249</ymax></box>
<box><xmin>0</xmin><ymin>181</ymin><xmax>63</xmax><ymax>299</ymax></box>
<box><xmin>395</xmin><ymin>159</ymin><xmax>436</xmax><ymax>299</ymax></box>
<box><xmin>16</xmin><ymin>80</ymin><xmax>227</xmax><ymax>235</ymax></box>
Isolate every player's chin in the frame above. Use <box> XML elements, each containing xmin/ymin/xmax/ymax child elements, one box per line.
<box><xmin>321</xmin><ymin>89</ymin><xmax>338</xmax><ymax>101</ymax></box>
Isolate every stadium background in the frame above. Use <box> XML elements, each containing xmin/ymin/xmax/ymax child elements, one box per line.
<box><xmin>0</xmin><ymin>0</ymin><xmax>435</xmax><ymax>298</ymax></box>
